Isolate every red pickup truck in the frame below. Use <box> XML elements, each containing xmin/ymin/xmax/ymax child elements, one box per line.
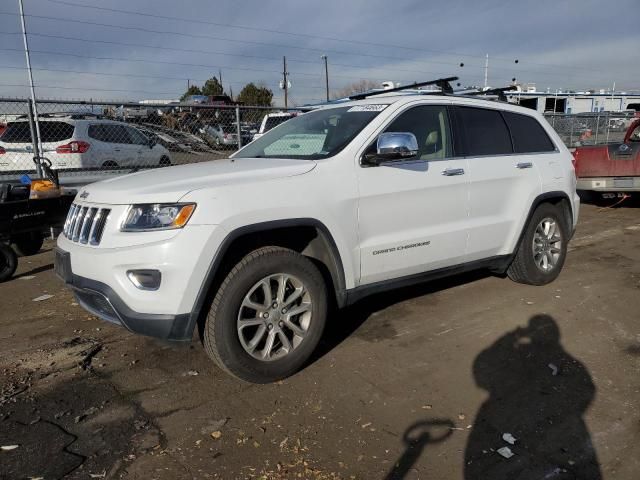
<box><xmin>573</xmin><ymin>118</ymin><xmax>640</xmax><ymax>195</ymax></box>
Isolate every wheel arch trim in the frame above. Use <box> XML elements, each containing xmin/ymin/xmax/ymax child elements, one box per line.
<box><xmin>179</xmin><ymin>218</ymin><xmax>348</xmax><ymax>342</ymax></box>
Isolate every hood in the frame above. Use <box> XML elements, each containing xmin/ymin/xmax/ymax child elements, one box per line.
<box><xmin>79</xmin><ymin>157</ymin><xmax>316</xmax><ymax>204</ymax></box>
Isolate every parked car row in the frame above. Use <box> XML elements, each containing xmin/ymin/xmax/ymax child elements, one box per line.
<box><xmin>0</xmin><ymin>114</ymin><xmax>172</xmax><ymax>172</ymax></box>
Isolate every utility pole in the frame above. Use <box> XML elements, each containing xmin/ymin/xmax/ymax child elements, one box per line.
<box><xmin>18</xmin><ymin>0</ymin><xmax>43</xmax><ymax>172</ymax></box>
<box><xmin>321</xmin><ymin>55</ymin><xmax>329</xmax><ymax>102</ymax></box>
<box><xmin>282</xmin><ymin>56</ymin><xmax>289</xmax><ymax>108</ymax></box>
<box><xmin>219</xmin><ymin>69</ymin><xmax>223</xmax><ymax>90</ymax></box>
<box><xmin>483</xmin><ymin>53</ymin><xmax>489</xmax><ymax>89</ymax></box>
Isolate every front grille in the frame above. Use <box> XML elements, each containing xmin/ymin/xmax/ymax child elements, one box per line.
<box><xmin>63</xmin><ymin>203</ymin><xmax>111</xmax><ymax>245</ymax></box>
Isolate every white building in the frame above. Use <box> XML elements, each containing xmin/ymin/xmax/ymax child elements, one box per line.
<box><xmin>506</xmin><ymin>85</ymin><xmax>640</xmax><ymax>114</ymax></box>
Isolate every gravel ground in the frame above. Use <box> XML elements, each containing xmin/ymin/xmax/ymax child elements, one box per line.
<box><xmin>1</xmin><ymin>201</ymin><xmax>639</xmax><ymax>480</ymax></box>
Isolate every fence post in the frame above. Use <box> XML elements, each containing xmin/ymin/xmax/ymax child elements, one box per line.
<box><xmin>605</xmin><ymin>113</ymin><xmax>610</xmax><ymax>144</ymax></box>
<box><xmin>594</xmin><ymin>113</ymin><xmax>600</xmax><ymax>145</ymax></box>
<box><xmin>235</xmin><ymin>106</ymin><xmax>242</xmax><ymax>150</ymax></box>
<box><xmin>569</xmin><ymin>115</ymin><xmax>574</xmax><ymax>147</ymax></box>
<box><xmin>26</xmin><ymin>98</ymin><xmax>43</xmax><ymax>178</ymax></box>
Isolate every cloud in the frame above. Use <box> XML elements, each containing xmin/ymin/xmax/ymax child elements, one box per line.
<box><xmin>0</xmin><ymin>0</ymin><xmax>638</xmax><ymax>105</ymax></box>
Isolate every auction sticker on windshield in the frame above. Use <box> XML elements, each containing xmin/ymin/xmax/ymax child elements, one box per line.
<box><xmin>347</xmin><ymin>105</ymin><xmax>388</xmax><ymax>112</ymax></box>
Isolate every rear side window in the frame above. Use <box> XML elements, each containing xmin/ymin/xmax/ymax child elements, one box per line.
<box><xmin>89</xmin><ymin>124</ymin><xmax>133</xmax><ymax>144</ymax></box>
<box><xmin>503</xmin><ymin>112</ymin><xmax>555</xmax><ymax>153</ymax></box>
<box><xmin>1</xmin><ymin>121</ymin><xmax>74</xmax><ymax>143</ymax></box>
<box><xmin>455</xmin><ymin>107</ymin><xmax>512</xmax><ymax>156</ymax></box>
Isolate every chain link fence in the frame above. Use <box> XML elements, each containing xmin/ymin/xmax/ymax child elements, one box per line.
<box><xmin>0</xmin><ymin>98</ymin><xmax>303</xmax><ymax>186</ymax></box>
<box><xmin>2</xmin><ymin>97</ymin><xmax>638</xmax><ymax>187</ymax></box>
<box><xmin>543</xmin><ymin>111</ymin><xmax>637</xmax><ymax>148</ymax></box>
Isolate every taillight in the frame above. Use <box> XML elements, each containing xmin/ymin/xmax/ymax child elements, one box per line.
<box><xmin>56</xmin><ymin>141</ymin><xmax>90</xmax><ymax>154</ymax></box>
<box><xmin>0</xmin><ymin>146</ymin><xmax>5</xmax><ymax>155</ymax></box>
<box><xmin>223</xmin><ymin>133</ymin><xmax>228</xmax><ymax>139</ymax></box>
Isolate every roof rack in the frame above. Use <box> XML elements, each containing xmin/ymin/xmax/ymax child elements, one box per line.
<box><xmin>465</xmin><ymin>85</ymin><xmax>518</xmax><ymax>102</ymax></box>
<box><xmin>349</xmin><ymin>76</ymin><xmax>458</xmax><ymax>100</ymax></box>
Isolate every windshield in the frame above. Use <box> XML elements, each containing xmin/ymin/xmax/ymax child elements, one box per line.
<box><xmin>235</xmin><ymin>105</ymin><xmax>386</xmax><ymax>160</ymax></box>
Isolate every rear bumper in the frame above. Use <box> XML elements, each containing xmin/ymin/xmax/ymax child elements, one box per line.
<box><xmin>577</xmin><ymin>176</ymin><xmax>640</xmax><ymax>192</ymax></box>
<box><xmin>54</xmin><ymin>247</ymin><xmax>192</xmax><ymax>341</ymax></box>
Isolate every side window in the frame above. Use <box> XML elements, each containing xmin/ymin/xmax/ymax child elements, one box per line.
<box><xmin>503</xmin><ymin>111</ymin><xmax>555</xmax><ymax>153</ymax></box>
<box><xmin>108</xmin><ymin>125</ymin><xmax>133</xmax><ymax>144</ymax></box>
<box><xmin>455</xmin><ymin>106</ymin><xmax>512</xmax><ymax>156</ymax></box>
<box><xmin>88</xmin><ymin>125</ymin><xmax>107</xmax><ymax>142</ymax></box>
<box><xmin>382</xmin><ymin>105</ymin><xmax>452</xmax><ymax>160</ymax></box>
<box><xmin>88</xmin><ymin>124</ymin><xmax>129</xmax><ymax>143</ymax></box>
<box><xmin>126</xmin><ymin>126</ymin><xmax>149</xmax><ymax>145</ymax></box>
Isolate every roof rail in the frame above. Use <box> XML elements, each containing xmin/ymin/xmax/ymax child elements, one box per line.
<box><xmin>465</xmin><ymin>85</ymin><xmax>518</xmax><ymax>102</ymax></box>
<box><xmin>349</xmin><ymin>76</ymin><xmax>458</xmax><ymax>100</ymax></box>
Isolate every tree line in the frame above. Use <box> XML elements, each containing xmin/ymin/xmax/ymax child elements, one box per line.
<box><xmin>180</xmin><ymin>76</ymin><xmax>274</xmax><ymax>106</ymax></box>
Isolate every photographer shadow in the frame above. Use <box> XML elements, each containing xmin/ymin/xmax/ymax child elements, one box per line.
<box><xmin>464</xmin><ymin>314</ymin><xmax>601</xmax><ymax>480</ymax></box>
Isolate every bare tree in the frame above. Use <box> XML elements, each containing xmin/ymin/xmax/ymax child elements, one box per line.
<box><xmin>331</xmin><ymin>80</ymin><xmax>380</xmax><ymax>100</ymax></box>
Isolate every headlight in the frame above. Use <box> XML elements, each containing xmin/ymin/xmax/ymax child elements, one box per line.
<box><xmin>121</xmin><ymin>203</ymin><xmax>196</xmax><ymax>232</ymax></box>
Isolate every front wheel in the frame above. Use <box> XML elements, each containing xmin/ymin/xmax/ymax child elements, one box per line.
<box><xmin>203</xmin><ymin>247</ymin><xmax>327</xmax><ymax>383</ymax></box>
<box><xmin>507</xmin><ymin>203</ymin><xmax>568</xmax><ymax>285</ymax></box>
<box><xmin>0</xmin><ymin>244</ymin><xmax>18</xmax><ymax>282</ymax></box>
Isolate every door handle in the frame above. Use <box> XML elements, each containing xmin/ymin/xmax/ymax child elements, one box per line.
<box><xmin>516</xmin><ymin>162</ymin><xmax>533</xmax><ymax>169</ymax></box>
<box><xmin>442</xmin><ymin>168</ymin><xmax>465</xmax><ymax>176</ymax></box>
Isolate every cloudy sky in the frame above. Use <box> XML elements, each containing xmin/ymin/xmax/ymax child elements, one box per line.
<box><xmin>0</xmin><ymin>0</ymin><xmax>638</xmax><ymax>106</ymax></box>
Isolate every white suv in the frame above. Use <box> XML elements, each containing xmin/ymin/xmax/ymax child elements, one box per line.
<box><xmin>0</xmin><ymin>115</ymin><xmax>171</xmax><ymax>172</ymax></box>
<box><xmin>55</xmin><ymin>92</ymin><xmax>579</xmax><ymax>383</ymax></box>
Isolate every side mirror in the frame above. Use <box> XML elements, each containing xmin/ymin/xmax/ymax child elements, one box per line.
<box><xmin>148</xmin><ymin>137</ymin><xmax>157</xmax><ymax>149</ymax></box>
<box><xmin>364</xmin><ymin>132</ymin><xmax>419</xmax><ymax>166</ymax></box>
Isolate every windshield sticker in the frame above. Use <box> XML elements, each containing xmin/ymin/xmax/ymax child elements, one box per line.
<box><xmin>347</xmin><ymin>104</ymin><xmax>388</xmax><ymax>112</ymax></box>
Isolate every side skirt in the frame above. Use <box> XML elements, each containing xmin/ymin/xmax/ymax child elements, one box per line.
<box><xmin>344</xmin><ymin>255</ymin><xmax>512</xmax><ymax>306</ymax></box>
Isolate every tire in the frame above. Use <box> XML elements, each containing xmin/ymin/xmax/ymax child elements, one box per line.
<box><xmin>507</xmin><ymin>203</ymin><xmax>568</xmax><ymax>285</ymax></box>
<box><xmin>102</xmin><ymin>161</ymin><xmax>118</xmax><ymax>168</ymax></box>
<box><xmin>0</xmin><ymin>244</ymin><xmax>18</xmax><ymax>282</ymax></box>
<box><xmin>203</xmin><ymin>246</ymin><xmax>327</xmax><ymax>383</ymax></box>
<box><xmin>12</xmin><ymin>232</ymin><xmax>44</xmax><ymax>257</ymax></box>
<box><xmin>159</xmin><ymin>156</ymin><xmax>171</xmax><ymax>166</ymax></box>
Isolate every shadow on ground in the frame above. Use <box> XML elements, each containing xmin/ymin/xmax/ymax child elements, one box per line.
<box><xmin>464</xmin><ymin>314</ymin><xmax>601</xmax><ymax>480</ymax></box>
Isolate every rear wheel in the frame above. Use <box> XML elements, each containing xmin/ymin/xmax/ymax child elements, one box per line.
<box><xmin>203</xmin><ymin>247</ymin><xmax>327</xmax><ymax>383</ymax></box>
<box><xmin>102</xmin><ymin>160</ymin><xmax>118</xmax><ymax>168</ymax></box>
<box><xmin>159</xmin><ymin>156</ymin><xmax>171</xmax><ymax>166</ymax></box>
<box><xmin>507</xmin><ymin>203</ymin><xmax>568</xmax><ymax>285</ymax></box>
<box><xmin>12</xmin><ymin>232</ymin><xmax>44</xmax><ymax>257</ymax></box>
<box><xmin>0</xmin><ymin>244</ymin><xmax>18</xmax><ymax>282</ymax></box>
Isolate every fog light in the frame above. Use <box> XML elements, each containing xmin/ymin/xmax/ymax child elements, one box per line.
<box><xmin>127</xmin><ymin>269</ymin><xmax>161</xmax><ymax>291</ymax></box>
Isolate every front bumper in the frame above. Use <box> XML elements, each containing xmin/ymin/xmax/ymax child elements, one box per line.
<box><xmin>55</xmin><ymin>247</ymin><xmax>192</xmax><ymax>340</ymax></box>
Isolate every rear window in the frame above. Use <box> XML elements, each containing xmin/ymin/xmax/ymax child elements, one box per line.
<box><xmin>455</xmin><ymin>107</ymin><xmax>512</xmax><ymax>156</ymax></box>
<box><xmin>503</xmin><ymin>112</ymin><xmax>555</xmax><ymax>153</ymax></box>
<box><xmin>1</xmin><ymin>121</ymin><xmax>74</xmax><ymax>143</ymax></box>
<box><xmin>264</xmin><ymin>115</ymin><xmax>293</xmax><ymax>131</ymax></box>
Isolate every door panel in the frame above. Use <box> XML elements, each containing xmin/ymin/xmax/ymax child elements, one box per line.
<box><xmin>465</xmin><ymin>154</ymin><xmax>541</xmax><ymax>260</ymax></box>
<box><xmin>357</xmin><ymin>104</ymin><xmax>470</xmax><ymax>285</ymax></box>
<box><xmin>456</xmin><ymin>107</ymin><xmax>545</xmax><ymax>260</ymax></box>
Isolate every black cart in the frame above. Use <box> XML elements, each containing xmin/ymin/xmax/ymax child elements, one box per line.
<box><xmin>0</xmin><ymin>182</ymin><xmax>74</xmax><ymax>281</ymax></box>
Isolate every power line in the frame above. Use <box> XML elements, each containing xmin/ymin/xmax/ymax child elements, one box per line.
<box><xmin>0</xmin><ymin>63</ymin><xmax>333</xmax><ymax>91</ymax></box>
<box><xmin>39</xmin><ymin>0</ymin><xmax>601</xmax><ymax>72</ymax></box>
<box><xmin>0</xmin><ymin>31</ymin><xmax>608</xmax><ymax>87</ymax></box>
<box><xmin>0</xmin><ymin>46</ymin><xmax>475</xmax><ymax>86</ymax></box>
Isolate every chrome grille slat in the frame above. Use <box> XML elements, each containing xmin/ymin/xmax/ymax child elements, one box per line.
<box><xmin>91</xmin><ymin>209</ymin><xmax>110</xmax><ymax>245</ymax></box>
<box><xmin>63</xmin><ymin>203</ymin><xmax>110</xmax><ymax>246</ymax></box>
<box><xmin>72</xmin><ymin>207</ymin><xmax>87</xmax><ymax>241</ymax></box>
<box><xmin>79</xmin><ymin>208</ymin><xmax>97</xmax><ymax>244</ymax></box>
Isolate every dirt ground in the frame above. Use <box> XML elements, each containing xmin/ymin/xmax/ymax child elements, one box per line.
<box><xmin>1</xmin><ymin>201</ymin><xmax>639</xmax><ymax>480</ymax></box>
